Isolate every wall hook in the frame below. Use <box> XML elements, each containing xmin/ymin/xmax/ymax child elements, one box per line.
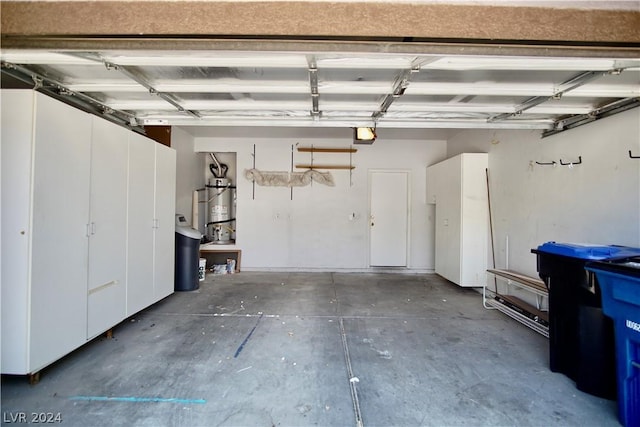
<box><xmin>559</xmin><ymin>156</ymin><xmax>582</xmax><ymax>166</ymax></box>
<box><xmin>630</xmin><ymin>150</ymin><xmax>640</xmax><ymax>159</ymax></box>
<box><xmin>535</xmin><ymin>160</ymin><xmax>557</xmax><ymax>166</ymax></box>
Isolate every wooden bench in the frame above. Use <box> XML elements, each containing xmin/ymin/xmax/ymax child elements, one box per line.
<box><xmin>487</xmin><ymin>269</ymin><xmax>547</xmax><ymax>295</ymax></box>
<box><xmin>484</xmin><ymin>269</ymin><xmax>549</xmax><ymax>337</ymax></box>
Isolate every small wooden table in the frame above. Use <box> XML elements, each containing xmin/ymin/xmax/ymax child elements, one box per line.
<box><xmin>199</xmin><ymin>245</ymin><xmax>241</xmax><ymax>273</ymax></box>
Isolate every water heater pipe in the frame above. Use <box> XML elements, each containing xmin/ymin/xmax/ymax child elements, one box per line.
<box><xmin>192</xmin><ymin>190</ymin><xmax>198</xmax><ymax>231</ymax></box>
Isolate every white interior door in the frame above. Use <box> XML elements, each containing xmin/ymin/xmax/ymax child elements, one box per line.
<box><xmin>369</xmin><ymin>171</ymin><xmax>409</xmax><ymax>267</ymax></box>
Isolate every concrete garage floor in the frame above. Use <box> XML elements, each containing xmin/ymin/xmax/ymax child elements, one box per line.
<box><xmin>2</xmin><ymin>272</ymin><xmax>618</xmax><ymax>426</ymax></box>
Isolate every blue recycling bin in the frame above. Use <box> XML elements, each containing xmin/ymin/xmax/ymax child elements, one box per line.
<box><xmin>587</xmin><ymin>258</ymin><xmax>640</xmax><ymax>427</ymax></box>
<box><xmin>531</xmin><ymin>242</ymin><xmax>640</xmax><ymax>399</ymax></box>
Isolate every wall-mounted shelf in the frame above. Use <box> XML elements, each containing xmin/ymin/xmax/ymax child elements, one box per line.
<box><xmin>483</xmin><ymin>269</ymin><xmax>549</xmax><ymax>337</ymax></box>
<box><xmin>296</xmin><ymin>145</ymin><xmax>357</xmax><ymax>184</ymax></box>
<box><xmin>295</xmin><ymin>164</ymin><xmax>355</xmax><ymax>170</ymax></box>
<box><xmin>297</xmin><ymin>147</ymin><xmax>357</xmax><ymax>153</ymax></box>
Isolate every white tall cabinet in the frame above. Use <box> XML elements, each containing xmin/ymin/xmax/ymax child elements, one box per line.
<box><xmin>427</xmin><ymin>153</ymin><xmax>489</xmax><ymax>287</ymax></box>
<box><xmin>127</xmin><ymin>133</ymin><xmax>176</xmax><ymax>315</ymax></box>
<box><xmin>1</xmin><ymin>90</ymin><xmax>176</xmax><ymax>376</ymax></box>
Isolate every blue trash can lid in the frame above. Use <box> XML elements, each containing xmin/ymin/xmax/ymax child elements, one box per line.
<box><xmin>535</xmin><ymin>242</ymin><xmax>640</xmax><ymax>260</ymax></box>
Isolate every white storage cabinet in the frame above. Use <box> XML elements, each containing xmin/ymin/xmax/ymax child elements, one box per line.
<box><xmin>127</xmin><ymin>132</ymin><xmax>176</xmax><ymax>315</ymax></box>
<box><xmin>427</xmin><ymin>153</ymin><xmax>489</xmax><ymax>287</ymax></box>
<box><xmin>1</xmin><ymin>90</ymin><xmax>176</xmax><ymax>378</ymax></box>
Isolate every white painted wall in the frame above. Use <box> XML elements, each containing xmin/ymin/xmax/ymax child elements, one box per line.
<box><xmin>172</xmin><ymin>127</ymin><xmax>206</xmax><ymax>228</ymax></box>
<box><xmin>180</xmin><ymin>108</ymin><xmax>639</xmax><ymax>283</ymax></box>
<box><xmin>446</xmin><ymin>108</ymin><xmax>640</xmax><ymax>283</ymax></box>
<box><xmin>193</xmin><ymin>127</ymin><xmax>447</xmax><ymax>271</ymax></box>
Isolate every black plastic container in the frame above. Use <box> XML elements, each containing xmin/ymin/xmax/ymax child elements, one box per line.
<box><xmin>175</xmin><ymin>226</ymin><xmax>202</xmax><ymax>291</ymax></box>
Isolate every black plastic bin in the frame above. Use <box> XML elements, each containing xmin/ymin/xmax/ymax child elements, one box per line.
<box><xmin>532</xmin><ymin>242</ymin><xmax>640</xmax><ymax>399</ymax></box>
<box><xmin>175</xmin><ymin>225</ymin><xmax>202</xmax><ymax>291</ymax></box>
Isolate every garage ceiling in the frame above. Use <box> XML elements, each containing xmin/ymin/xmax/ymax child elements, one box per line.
<box><xmin>3</xmin><ymin>49</ymin><xmax>639</xmax><ymax>135</ymax></box>
<box><xmin>1</xmin><ymin>1</ymin><xmax>639</xmax><ymax>136</ymax></box>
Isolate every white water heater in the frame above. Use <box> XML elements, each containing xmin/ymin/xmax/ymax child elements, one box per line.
<box><xmin>207</xmin><ymin>177</ymin><xmax>234</xmax><ymax>244</ymax></box>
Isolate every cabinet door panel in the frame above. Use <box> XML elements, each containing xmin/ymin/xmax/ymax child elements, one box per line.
<box><xmin>87</xmin><ymin>118</ymin><xmax>128</xmax><ymax>338</ymax></box>
<box><xmin>445</xmin><ymin>159</ymin><xmax>462</xmax><ymax>283</ymax></box>
<box><xmin>30</xmin><ymin>94</ymin><xmax>91</xmax><ymax>371</ymax></box>
<box><xmin>154</xmin><ymin>145</ymin><xmax>177</xmax><ymax>300</ymax></box>
<box><xmin>127</xmin><ymin>133</ymin><xmax>156</xmax><ymax>315</ymax></box>
<box><xmin>434</xmin><ymin>156</ymin><xmax>461</xmax><ymax>284</ymax></box>
<box><xmin>1</xmin><ymin>91</ymin><xmax>35</xmax><ymax>374</ymax></box>
<box><xmin>460</xmin><ymin>154</ymin><xmax>488</xmax><ymax>286</ymax></box>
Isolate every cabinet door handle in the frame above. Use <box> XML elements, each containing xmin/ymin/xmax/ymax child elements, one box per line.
<box><xmin>91</xmin><ymin>222</ymin><xmax>97</xmax><ymax>235</ymax></box>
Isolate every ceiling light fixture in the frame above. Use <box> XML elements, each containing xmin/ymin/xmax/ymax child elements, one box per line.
<box><xmin>353</xmin><ymin>127</ymin><xmax>376</xmax><ymax>144</ymax></box>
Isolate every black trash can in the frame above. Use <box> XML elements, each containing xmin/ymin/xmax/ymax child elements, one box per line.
<box><xmin>532</xmin><ymin>242</ymin><xmax>640</xmax><ymax>399</ymax></box>
<box><xmin>175</xmin><ymin>225</ymin><xmax>202</xmax><ymax>291</ymax></box>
